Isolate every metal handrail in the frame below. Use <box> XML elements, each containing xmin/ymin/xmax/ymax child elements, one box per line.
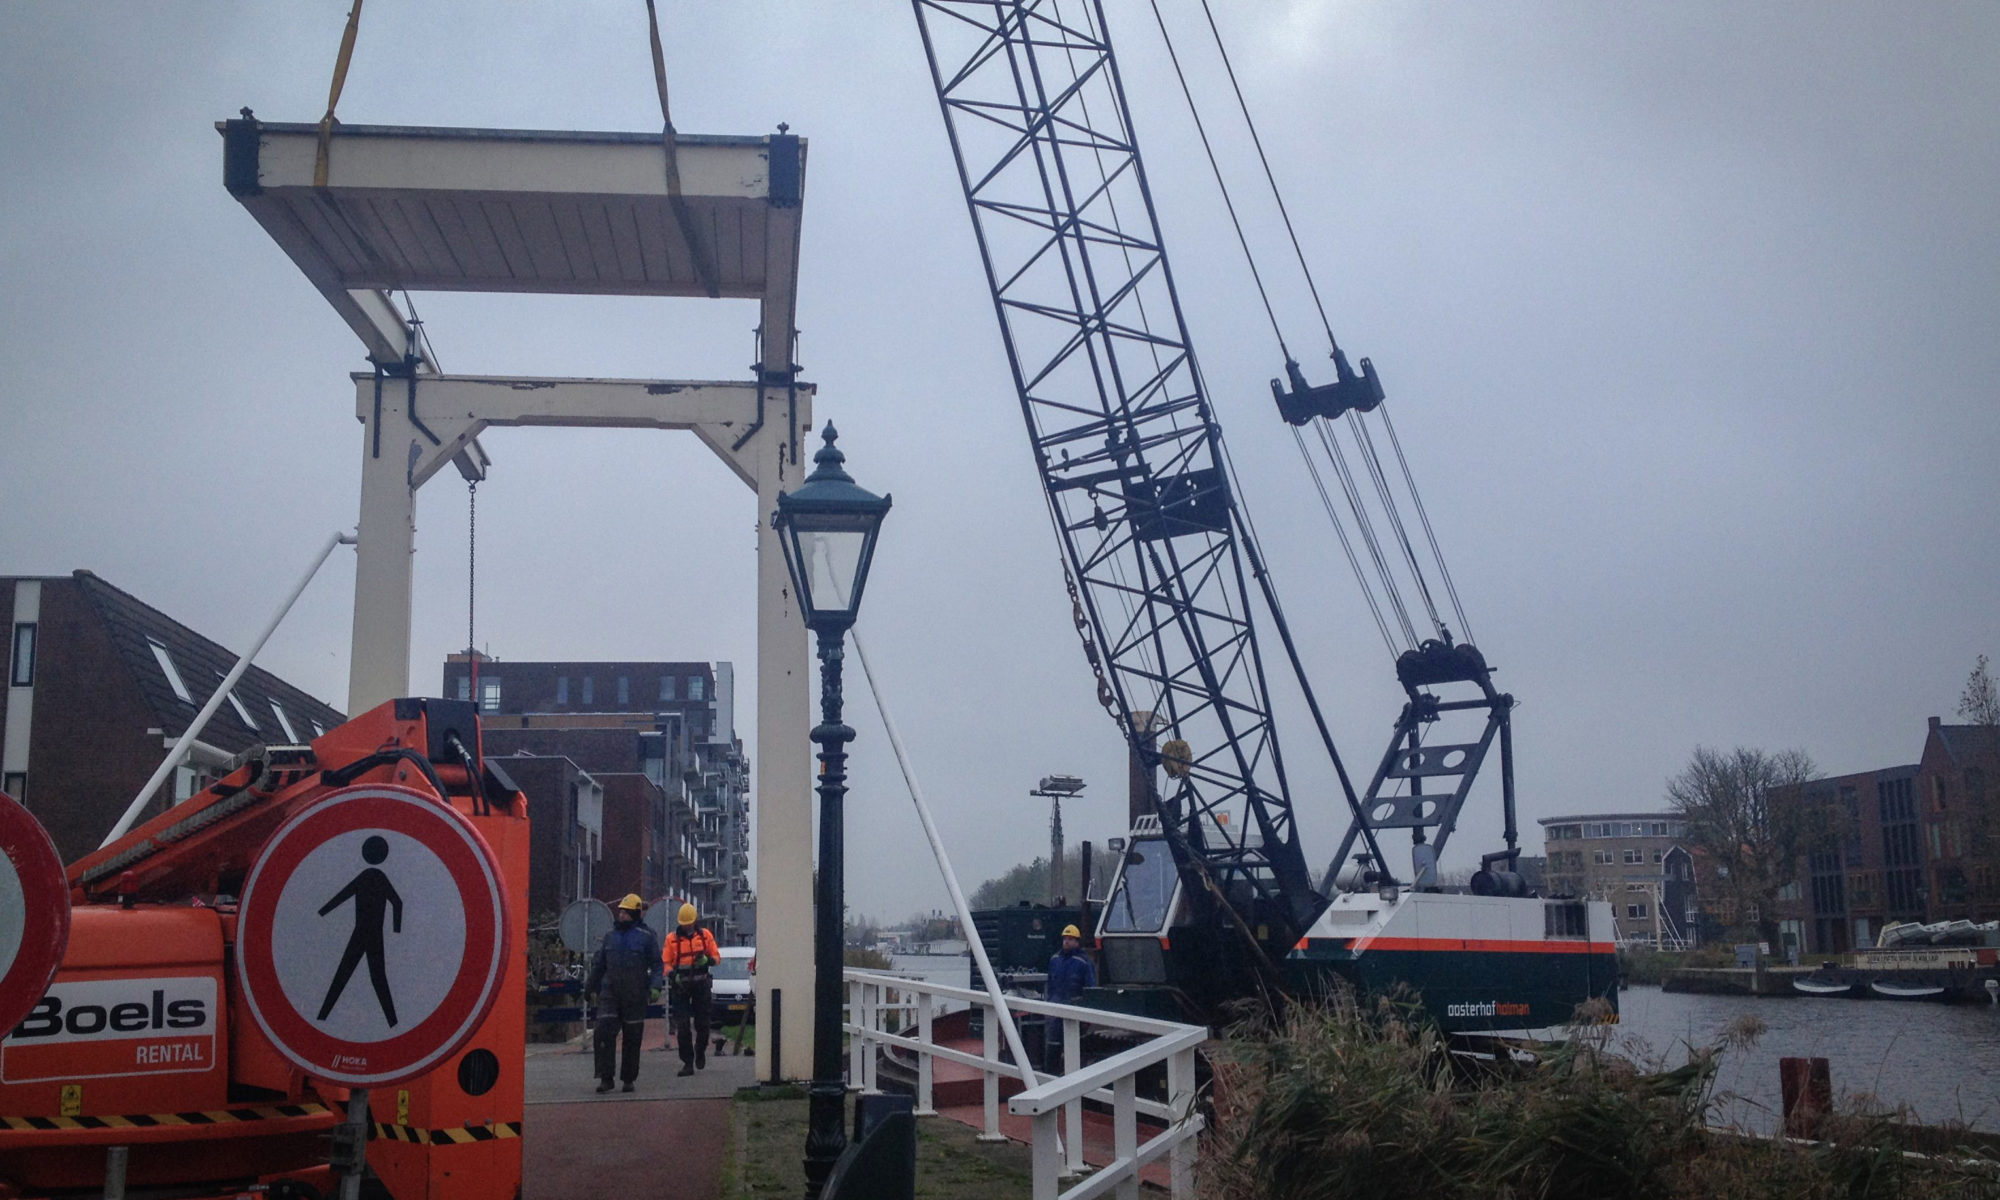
<box><xmin>1006</xmin><ymin>1025</ymin><xmax>1206</xmax><ymax>1112</ymax></box>
<box><xmin>842</xmin><ymin>968</ymin><xmax>1205</xmax><ymax>1200</ymax></box>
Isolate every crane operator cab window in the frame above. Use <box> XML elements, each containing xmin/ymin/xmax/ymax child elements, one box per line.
<box><xmin>1100</xmin><ymin>838</ymin><xmax>1180</xmax><ymax>985</ymax></box>
<box><xmin>1102</xmin><ymin>839</ymin><xmax>1180</xmax><ymax>935</ymax></box>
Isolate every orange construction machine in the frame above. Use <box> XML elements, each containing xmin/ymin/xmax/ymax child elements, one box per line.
<box><xmin>0</xmin><ymin>698</ymin><xmax>528</xmax><ymax>1200</ymax></box>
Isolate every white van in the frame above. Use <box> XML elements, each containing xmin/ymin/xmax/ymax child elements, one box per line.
<box><xmin>710</xmin><ymin>946</ymin><xmax>755</xmax><ymax>1026</ymax></box>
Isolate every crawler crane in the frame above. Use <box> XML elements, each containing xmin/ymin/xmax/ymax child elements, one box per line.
<box><xmin>912</xmin><ymin>0</ymin><xmax>1617</xmax><ymax>1030</ymax></box>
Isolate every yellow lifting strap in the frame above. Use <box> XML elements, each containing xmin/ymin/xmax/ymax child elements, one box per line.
<box><xmin>643</xmin><ymin>0</ymin><xmax>720</xmax><ymax>297</ymax></box>
<box><xmin>315</xmin><ymin>0</ymin><xmax>366</xmax><ymax>188</ymax></box>
<box><xmin>644</xmin><ymin>0</ymin><xmax>682</xmax><ymax>197</ymax></box>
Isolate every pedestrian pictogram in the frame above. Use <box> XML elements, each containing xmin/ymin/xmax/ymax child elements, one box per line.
<box><xmin>236</xmin><ymin>785</ymin><xmax>508</xmax><ymax>1087</ymax></box>
<box><xmin>0</xmin><ymin>790</ymin><xmax>70</xmax><ymax>1038</ymax></box>
<box><xmin>316</xmin><ymin>834</ymin><xmax>405</xmax><ymax>1027</ymax></box>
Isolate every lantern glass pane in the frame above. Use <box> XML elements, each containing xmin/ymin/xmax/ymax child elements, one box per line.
<box><xmin>802</xmin><ymin>527</ymin><xmax>867</xmax><ymax>619</ymax></box>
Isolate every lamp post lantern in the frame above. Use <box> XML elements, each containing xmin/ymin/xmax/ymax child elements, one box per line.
<box><xmin>772</xmin><ymin>422</ymin><xmax>891</xmax><ymax>1200</ymax></box>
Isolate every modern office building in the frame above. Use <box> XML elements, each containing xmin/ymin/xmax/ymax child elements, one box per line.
<box><xmin>1</xmin><ymin>570</ymin><xmax>344</xmax><ymax>862</ymax></box>
<box><xmin>1539</xmin><ymin>812</ymin><xmax>1694</xmax><ymax>946</ymax></box>
<box><xmin>442</xmin><ymin>653</ymin><xmax>754</xmax><ymax>942</ymax></box>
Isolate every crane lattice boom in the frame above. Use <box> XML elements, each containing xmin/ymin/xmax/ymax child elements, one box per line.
<box><xmin>913</xmin><ymin>0</ymin><xmax>1319</xmax><ymax>927</ymax></box>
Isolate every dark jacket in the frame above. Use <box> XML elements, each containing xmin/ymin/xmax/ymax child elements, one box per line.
<box><xmin>1046</xmin><ymin>947</ymin><xmax>1097</xmax><ymax>1005</ymax></box>
<box><xmin>587</xmin><ymin>920</ymin><xmax>663</xmax><ymax>1014</ymax></box>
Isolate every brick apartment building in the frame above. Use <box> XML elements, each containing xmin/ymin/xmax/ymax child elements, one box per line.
<box><xmin>1</xmin><ymin>571</ymin><xmax>344</xmax><ymax>862</ymax></box>
<box><xmin>1768</xmin><ymin>719</ymin><xmax>2000</xmax><ymax>956</ymax></box>
<box><xmin>1918</xmin><ymin>716</ymin><xmax>2000</xmax><ymax>922</ymax></box>
<box><xmin>1539</xmin><ymin>812</ymin><xmax>1696</xmax><ymax>946</ymax></box>
<box><xmin>493</xmin><ymin>753</ymin><xmax>603</xmax><ymax>920</ymax></box>
<box><xmin>443</xmin><ymin>653</ymin><xmax>754</xmax><ymax>943</ymax></box>
<box><xmin>1767</xmin><ymin>764</ymin><xmax>1923</xmax><ymax>956</ymax></box>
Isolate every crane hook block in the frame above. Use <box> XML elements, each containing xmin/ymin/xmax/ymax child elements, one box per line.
<box><xmin>1270</xmin><ymin>349</ymin><xmax>1385</xmax><ymax>425</ymax></box>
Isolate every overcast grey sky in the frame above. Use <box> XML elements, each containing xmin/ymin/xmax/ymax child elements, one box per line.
<box><xmin>3</xmin><ymin>3</ymin><xmax>1995</xmax><ymax>923</ymax></box>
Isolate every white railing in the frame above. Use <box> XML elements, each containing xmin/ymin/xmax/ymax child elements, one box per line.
<box><xmin>843</xmin><ymin>968</ymin><xmax>1205</xmax><ymax>1200</ymax></box>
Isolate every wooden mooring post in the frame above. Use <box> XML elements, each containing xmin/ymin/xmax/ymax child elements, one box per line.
<box><xmin>1780</xmin><ymin>1056</ymin><xmax>1832</xmax><ymax>1139</ymax></box>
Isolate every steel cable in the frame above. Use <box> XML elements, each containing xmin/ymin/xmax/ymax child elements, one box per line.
<box><xmin>1314</xmin><ymin>420</ymin><xmax>1417</xmax><ymax>649</ymax></box>
<box><xmin>1197</xmin><ymin>1</ymin><xmax>1471</xmax><ymax>648</ymax></box>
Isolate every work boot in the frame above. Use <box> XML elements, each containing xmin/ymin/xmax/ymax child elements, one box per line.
<box><xmin>696</xmin><ymin>1046</ymin><xmax>706</xmax><ymax>1070</ymax></box>
<box><xmin>677</xmin><ymin>1064</ymin><xmax>695</xmax><ymax>1077</ymax></box>
<box><xmin>595</xmin><ymin>1079</ymin><xmax>614</xmax><ymax>1093</ymax></box>
<box><xmin>622</xmin><ymin>1081</ymin><xmax>636</xmax><ymax>1093</ymax></box>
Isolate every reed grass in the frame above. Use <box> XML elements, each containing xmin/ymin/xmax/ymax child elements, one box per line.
<box><xmin>1196</xmin><ymin>993</ymin><xmax>1998</xmax><ymax>1200</ymax></box>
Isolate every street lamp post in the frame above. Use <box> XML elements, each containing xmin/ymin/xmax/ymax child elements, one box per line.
<box><xmin>772</xmin><ymin>423</ymin><xmax>891</xmax><ymax>1200</ymax></box>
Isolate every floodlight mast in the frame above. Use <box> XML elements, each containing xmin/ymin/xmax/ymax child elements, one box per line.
<box><xmin>1030</xmin><ymin>774</ymin><xmax>1088</xmax><ymax>904</ymax></box>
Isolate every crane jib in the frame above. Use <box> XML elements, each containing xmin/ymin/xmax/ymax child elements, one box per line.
<box><xmin>912</xmin><ymin>0</ymin><xmax>1323</xmax><ymax>938</ymax></box>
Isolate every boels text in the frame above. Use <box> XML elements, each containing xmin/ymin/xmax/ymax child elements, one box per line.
<box><xmin>1</xmin><ymin>977</ymin><xmax>217</xmax><ymax>1083</ymax></box>
<box><xmin>14</xmin><ymin>990</ymin><xmax>208</xmax><ymax>1038</ymax></box>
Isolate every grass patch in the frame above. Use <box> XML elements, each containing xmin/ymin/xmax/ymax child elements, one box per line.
<box><xmin>724</xmin><ymin>1091</ymin><xmax>1034</xmax><ymax>1200</ymax></box>
<box><xmin>1197</xmin><ymin>994</ymin><xmax>1999</xmax><ymax>1200</ymax></box>
<box><xmin>716</xmin><ymin>1020</ymin><xmax>755</xmax><ymax>1055</ymax></box>
<box><xmin>845</xmin><ymin>946</ymin><xmax>895</xmax><ymax>971</ymax></box>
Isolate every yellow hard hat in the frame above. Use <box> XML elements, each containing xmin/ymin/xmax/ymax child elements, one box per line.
<box><xmin>678</xmin><ymin>902</ymin><xmax>698</xmax><ymax>925</ymax></box>
<box><xmin>617</xmin><ymin>893</ymin><xmax>645</xmax><ymax>912</ymax></box>
<box><xmin>1061</xmin><ymin>924</ymin><xmax>1082</xmax><ymax>939</ymax></box>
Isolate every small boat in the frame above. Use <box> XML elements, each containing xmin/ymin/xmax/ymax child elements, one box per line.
<box><xmin>1871</xmin><ymin>980</ymin><xmax>1947</xmax><ymax>999</ymax></box>
<box><xmin>1792</xmin><ymin>977</ymin><xmax>1855</xmax><ymax>997</ymax></box>
<box><xmin>1926</xmin><ymin>920</ymin><xmax>1980</xmax><ymax>945</ymax></box>
<box><xmin>1878</xmin><ymin>918</ymin><xmax>1999</xmax><ymax>949</ymax></box>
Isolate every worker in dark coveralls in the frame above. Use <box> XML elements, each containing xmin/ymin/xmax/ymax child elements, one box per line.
<box><xmin>586</xmin><ymin>893</ymin><xmax>662</xmax><ymax>1093</ymax></box>
<box><xmin>1043</xmin><ymin>923</ymin><xmax>1096</xmax><ymax>1073</ymax></box>
<box><xmin>662</xmin><ymin>901</ymin><xmax>721</xmax><ymax>1077</ymax></box>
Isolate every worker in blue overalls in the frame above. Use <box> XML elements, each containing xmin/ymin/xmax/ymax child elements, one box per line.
<box><xmin>1043</xmin><ymin>923</ymin><xmax>1096</xmax><ymax>1074</ymax></box>
<box><xmin>586</xmin><ymin>893</ymin><xmax>662</xmax><ymax>1093</ymax></box>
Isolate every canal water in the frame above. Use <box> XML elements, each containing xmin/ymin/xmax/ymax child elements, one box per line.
<box><xmin>1615</xmin><ymin>985</ymin><xmax>2000</xmax><ymax>1132</ymax></box>
<box><xmin>885</xmin><ymin>958</ymin><xmax>2000</xmax><ymax>1132</ymax></box>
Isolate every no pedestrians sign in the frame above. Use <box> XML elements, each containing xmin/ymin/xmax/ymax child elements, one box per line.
<box><xmin>236</xmin><ymin>785</ymin><xmax>509</xmax><ymax>1087</ymax></box>
<box><xmin>0</xmin><ymin>791</ymin><xmax>70</xmax><ymax>1037</ymax></box>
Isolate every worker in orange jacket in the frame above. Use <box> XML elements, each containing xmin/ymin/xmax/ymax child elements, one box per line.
<box><xmin>662</xmin><ymin>902</ymin><xmax>722</xmax><ymax>1076</ymax></box>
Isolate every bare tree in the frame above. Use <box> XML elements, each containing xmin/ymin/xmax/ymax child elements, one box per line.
<box><xmin>1960</xmin><ymin>655</ymin><xmax>2000</xmax><ymax>728</ymax></box>
<box><xmin>1665</xmin><ymin>746</ymin><xmax>1822</xmax><ymax>947</ymax></box>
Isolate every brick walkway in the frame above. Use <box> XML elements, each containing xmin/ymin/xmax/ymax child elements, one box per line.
<box><xmin>521</xmin><ymin>1021</ymin><xmax>752</xmax><ymax>1199</ymax></box>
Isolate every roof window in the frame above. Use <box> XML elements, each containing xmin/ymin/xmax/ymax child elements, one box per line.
<box><xmin>219</xmin><ymin>678</ymin><xmax>258</xmax><ymax>731</ymax></box>
<box><xmin>148</xmin><ymin>639</ymin><xmax>193</xmax><ymax>703</ymax></box>
<box><xmin>269</xmin><ymin>701</ymin><xmax>300</xmax><ymax>743</ymax></box>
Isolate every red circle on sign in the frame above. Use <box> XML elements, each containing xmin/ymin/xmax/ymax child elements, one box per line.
<box><xmin>236</xmin><ymin>785</ymin><xmax>508</xmax><ymax>1087</ymax></box>
<box><xmin>0</xmin><ymin>791</ymin><xmax>70</xmax><ymax>1036</ymax></box>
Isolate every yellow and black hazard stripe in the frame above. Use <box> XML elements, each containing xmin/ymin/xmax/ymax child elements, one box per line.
<box><xmin>0</xmin><ymin>1104</ymin><xmax>334</xmax><ymax>1133</ymax></box>
<box><xmin>371</xmin><ymin>1120</ymin><xmax>523</xmax><ymax>1145</ymax></box>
